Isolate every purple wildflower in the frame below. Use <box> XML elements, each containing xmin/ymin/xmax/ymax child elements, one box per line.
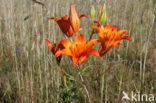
<box><xmin>144</xmin><ymin>40</ymin><xmax>147</xmax><ymax>43</ymax></box>
<box><xmin>17</xmin><ymin>50</ymin><xmax>20</xmax><ymax>53</ymax></box>
<box><xmin>35</xmin><ymin>33</ymin><xmax>37</xmax><ymax>37</ymax></box>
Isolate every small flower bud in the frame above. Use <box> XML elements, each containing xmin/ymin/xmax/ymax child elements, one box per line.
<box><xmin>90</xmin><ymin>5</ymin><xmax>95</xmax><ymax>22</ymax></box>
<box><xmin>99</xmin><ymin>10</ymin><xmax>107</xmax><ymax>25</ymax></box>
<box><xmin>98</xmin><ymin>3</ymin><xmax>106</xmax><ymax>20</ymax></box>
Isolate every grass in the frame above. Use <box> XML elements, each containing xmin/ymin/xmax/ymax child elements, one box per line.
<box><xmin>0</xmin><ymin>0</ymin><xmax>156</xmax><ymax>103</ymax></box>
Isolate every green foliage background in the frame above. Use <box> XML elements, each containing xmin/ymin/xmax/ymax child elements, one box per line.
<box><xmin>0</xmin><ymin>0</ymin><xmax>156</xmax><ymax>102</ymax></box>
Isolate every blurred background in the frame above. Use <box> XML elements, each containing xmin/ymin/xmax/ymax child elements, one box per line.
<box><xmin>0</xmin><ymin>0</ymin><xmax>155</xmax><ymax>102</ymax></box>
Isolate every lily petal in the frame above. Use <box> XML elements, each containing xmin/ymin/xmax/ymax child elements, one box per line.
<box><xmin>105</xmin><ymin>24</ymin><xmax>117</xmax><ymax>31</ymax></box>
<box><xmin>118</xmin><ymin>43</ymin><xmax>123</xmax><ymax>48</ymax></box>
<box><xmin>72</xmin><ymin>57</ymin><xmax>79</xmax><ymax>66</ymax></box>
<box><xmin>62</xmin><ymin>16</ymin><xmax>69</xmax><ymax>21</ymax></box>
<box><xmin>99</xmin><ymin>45</ymin><xmax>103</xmax><ymax>52</ymax></box>
<box><xmin>45</xmin><ymin>39</ymin><xmax>54</xmax><ymax>51</ymax></box>
<box><xmin>94</xmin><ymin>20</ymin><xmax>101</xmax><ymax>26</ymax></box>
<box><xmin>73</xmin><ymin>34</ymin><xmax>86</xmax><ymax>44</ymax></box>
<box><xmin>87</xmin><ymin>39</ymin><xmax>99</xmax><ymax>49</ymax></box>
<box><xmin>48</xmin><ymin>17</ymin><xmax>55</xmax><ymax>20</ymax></box>
<box><xmin>79</xmin><ymin>56</ymin><xmax>87</xmax><ymax>65</ymax></box>
<box><xmin>118</xmin><ymin>30</ymin><xmax>129</xmax><ymax>36</ymax></box>
<box><xmin>60</xmin><ymin>40</ymin><xmax>71</xmax><ymax>48</ymax></box>
<box><xmin>78</xmin><ymin>14</ymin><xmax>88</xmax><ymax>18</ymax></box>
<box><xmin>121</xmin><ymin>36</ymin><xmax>132</xmax><ymax>41</ymax></box>
<box><xmin>55</xmin><ymin>48</ymin><xmax>72</xmax><ymax>57</ymax></box>
<box><xmin>56</xmin><ymin>18</ymin><xmax>74</xmax><ymax>37</ymax></box>
<box><xmin>88</xmin><ymin>49</ymin><xmax>100</xmax><ymax>57</ymax></box>
<box><xmin>91</xmin><ymin>25</ymin><xmax>100</xmax><ymax>32</ymax></box>
<box><xmin>99</xmin><ymin>48</ymin><xmax>111</xmax><ymax>57</ymax></box>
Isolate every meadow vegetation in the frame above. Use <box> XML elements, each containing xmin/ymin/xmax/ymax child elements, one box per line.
<box><xmin>0</xmin><ymin>0</ymin><xmax>156</xmax><ymax>103</ymax></box>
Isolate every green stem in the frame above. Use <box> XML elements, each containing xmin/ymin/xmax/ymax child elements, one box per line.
<box><xmin>101</xmin><ymin>74</ymin><xmax>104</xmax><ymax>103</ymax></box>
<box><xmin>77</xmin><ymin>66</ymin><xmax>92</xmax><ymax>103</ymax></box>
<box><xmin>79</xmin><ymin>74</ymin><xmax>92</xmax><ymax>103</ymax></box>
<box><xmin>101</xmin><ymin>63</ymin><xmax>113</xmax><ymax>103</ymax></box>
<box><xmin>89</xmin><ymin>29</ymin><xmax>95</xmax><ymax>41</ymax></box>
<box><xmin>69</xmin><ymin>37</ymin><xmax>73</xmax><ymax>42</ymax></box>
<box><xmin>63</xmin><ymin>75</ymin><xmax>67</xmax><ymax>87</ymax></box>
<box><xmin>58</xmin><ymin>63</ymin><xmax>67</xmax><ymax>87</ymax></box>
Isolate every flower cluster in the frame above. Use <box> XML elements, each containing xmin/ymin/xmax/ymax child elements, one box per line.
<box><xmin>45</xmin><ymin>4</ymin><xmax>132</xmax><ymax>66</ymax></box>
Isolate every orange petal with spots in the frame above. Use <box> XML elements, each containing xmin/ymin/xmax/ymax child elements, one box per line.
<box><xmin>73</xmin><ymin>34</ymin><xmax>86</xmax><ymax>44</ymax></box>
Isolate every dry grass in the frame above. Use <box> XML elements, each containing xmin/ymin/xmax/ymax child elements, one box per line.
<box><xmin>0</xmin><ymin>0</ymin><xmax>156</xmax><ymax>103</ymax></box>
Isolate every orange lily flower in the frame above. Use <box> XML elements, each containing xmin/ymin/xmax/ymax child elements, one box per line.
<box><xmin>45</xmin><ymin>39</ymin><xmax>64</xmax><ymax>64</ymax></box>
<box><xmin>48</xmin><ymin>13</ymin><xmax>88</xmax><ymax>37</ymax></box>
<box><xmin>91</xmin><ymin>21</ymin><xmax>132</xmax><ymax>57</ymax></box>
<box><xmin>55</xmin><ymin>34</ymin><xmax>100</xmax><ymax>66</ymax></box>
<box><xmin>69</xmin><ymin>4</ymin><xmax>80</xmax><ymax>33</ymax></box>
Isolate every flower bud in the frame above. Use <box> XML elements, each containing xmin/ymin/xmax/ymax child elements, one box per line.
<box><xmin>69</xmin><ymin>4</ymin><xmax>80</xmax><ymax>33</ymax></box>
<box><xmin>98</xmin><ymin>3</ymin><xmax>106</xmax><ymax>20</ymax></box>
<box><xmin>90</xmin><ymin>5</ymin><xmax>95</xmax><ymax>22</ymax></box>
<box><xmin>99</xmin><ymin>10</ymin><xmax>107</xmax><ymax>25</ymax></box>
